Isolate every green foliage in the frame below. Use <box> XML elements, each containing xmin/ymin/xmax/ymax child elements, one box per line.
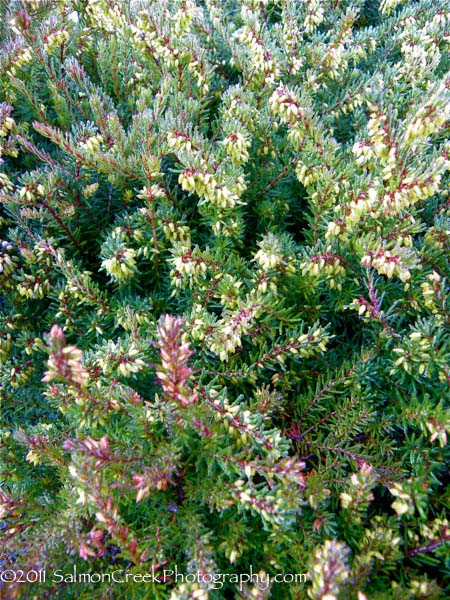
<box><xmin>1</xmin><ymin>0</ymin><xmax>449</xmax><ymax>598</ymax></box>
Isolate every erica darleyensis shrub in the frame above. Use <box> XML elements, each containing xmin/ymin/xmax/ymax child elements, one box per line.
<box><xmin>1</xmin><ymin>0</ymin><xmax>449</xmax><ymax>598</ymax></box>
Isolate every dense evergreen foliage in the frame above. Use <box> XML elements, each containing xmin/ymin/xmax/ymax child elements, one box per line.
<box><xmin>1</xmin><ymin>0</ymin><xmax>449</xmax><ymax>598</ymax></box>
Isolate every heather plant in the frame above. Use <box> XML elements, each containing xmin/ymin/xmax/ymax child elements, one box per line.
<box><xmin>0</xmin><ymin>0</ymin><xmax>449</xmax><ymax>599</ymax></box>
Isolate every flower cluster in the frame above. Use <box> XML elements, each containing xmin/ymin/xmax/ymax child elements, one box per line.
<box><xmin>209</xmin><ymin>302</ymin><xmax>261</xmax><ymax>362</ymax></box>
<box><xmin>170</xmin><ymin>243</ymin><xmax>208</xmax><ymax>290</ymax></box>
<box><xmin>172</xmin><ymin>0</ymin><xmax>196</xmax><ymax>37</ymax></box>
<box><xmin>0</xmin><ymin>239</ymin><xmax>16</xmax><ymax>278</ymax></box>
<box><xmin>389</xmin><ymin>481</ymin><xmax>415</xmax><ymax>517</ymax></box>
<box><xmin>235</xmin><ymin>23</ymin><xmax>280</xmax><ymax>85</ymax></box>
<box><xmin>167</xmin><ymin>131</ymin><xmax>195</xmax><ymax>153</ymax></box>
<box><xmin>421</xmin><ymin>271</ymin><xmax>447</xmax><ymax>323</ymax></box>
<box><xmin>340</xmin><ymin>463</ymin><xmax>378</xmax><ymax>519</ymax></box>
<box><xmin>269</xmin><ymin>85</ymin><xmax>304</xmax><ymax>125</ymax></box>
<box><xmin>43</xmin><ymin>28</ymin><xmax>69</xmax><ymax>54</ymax></box>
<box><xmin>42</xmin><ymin>324</ymin><xmax>89</xmax><ymax>389</ymax></box>
<box><xmin>96</xmin><ymin>340</ymin><xmax>146</xmax><ymax>378</ymax></box>
<box><xmin>360</xmin><ymin>246</ymin><xmax>418</xmax><ymax>284</ymax></box>
<box><xmin>156</xmin><ymin>314</ymin><xmax>198</xmax><ymax>407</ymax></box>
<box><xmin>300</xmin><ymin>251</ymin><xmax>346</xmax><ymax>290</ymax></box>
<box><xmin>101</xmin><ymin>247</ymin><xmax>137</xmax><ymax>281</ymax></box>
<box><xmin>0</xmin><ymin>102</ymin><xmax>17</xmax><ymax>161</ymax></box>
<box><xmin>222</xmin><ymin>131</ymin><xmax>251</xmax><ymax>166</ymax></box>
<box><xmin>303</xmin><ymin>0</ymin><xmax>325</xmax><ymax>34</ymax></box>
<box><xmin>178</xmin><ymin>169</ymin><xmax>242</xmax><ymax>209</ymax></box>
<box><xmin>254</xmin><ymin>232</ymin><xmax>289</xmax><ymax>272</ymax></box>
<box><xmin>308</xmin><ymin>539</ymin><xmax>350</xmax><ymax>600</ymax></box>
<box><xmin>79</xmin><ymin>133</ymin><xmax>103</xmax><ymax>155</ymax></box>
